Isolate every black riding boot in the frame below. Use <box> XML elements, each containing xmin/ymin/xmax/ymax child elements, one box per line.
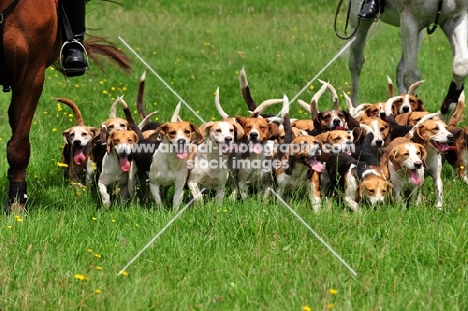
<box><xmin>61</xmin><ymin>0</ymin><xmax>88</xmax><ymax>77</ymax></box>
<box><xmin>358</xmin><ymin>0</ymin><xmax>385</xmax><ymax>20</ymax></box>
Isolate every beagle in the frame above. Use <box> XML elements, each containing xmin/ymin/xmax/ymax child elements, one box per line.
<box><xmin>233</xmin><ymin>115</ymin><xmax>282</xmax><ymax>198</ymax></box>
<box><xmin>314</xmin><ymin>130</ymin><xmax>354</xmax><ymax>155</ymax></box>
<box><xmin>147</xmin><ymin>121</ymin><xmax>203</xmax><ymax>209</ymax></box>
<box><xmin>444</xmin><ymin>92</ymin><xmax>468</xmax><ymax>182</ymax></box>
<box><xmin>309</xmin><ymin>82</ymin><xmax>360</xmax><ymax>135</ymax></box>
<box><xmin>395</xmin><ymin>111</ymin><xmax>431</xmax><ymax>127</ymax></box>
<box><xmin>88</xmin><ymin>97</ymin><xmax>131</xmax><ymax>181</ymax></box>
<box><xmin>276</xmin><ymin>135</ymin><xmax>324</xmax><ymax>211</ymax></box>
<box><xmin>408</xmin><ymin>114</ymin><xmax>454</xmax><ymax>208</ymax></box>
<box><xmin>98</xmin><ymin>130</ymin><xmax>138</xmax><ymax>206</ymax></box>
<box><xmin>359</xmin><ymin>116</ymin><xmax>389</xmax><ymax>147</ymax></box>
<box><xmin>389</xmin><ymin>81</ymin><xmax>426</xmax><ymax>115</ymax></box>
<box><xmin>291</xmin><ymin>119</ymin><xmax>314</xmax><ymax>136</ymax></box>
<box><xmin>187</xmin><ymin>120</ymin><xmax>244</xmax><ymax>205</ymax></box>
<box><xmin>327</xmin><ymin>153</ymin><xmax>391</xmax><ymax>212</ymax></box>
<box><xmin>58</xmin><ymin>98</ymin><xmax>98</xmax><ymax>185</ymax></box>
<box><xmin>381</xmin><ymin>137</ymin><xmax>426</xmax><ymax>206</ymax></box>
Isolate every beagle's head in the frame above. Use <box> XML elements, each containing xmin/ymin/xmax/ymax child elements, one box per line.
<box><xmin>411</xmin><ymin>119</ymin><xmax>455</xmax><ymax>153</ymax></box>
<box><xmin>388</xmin><ymin>142</ymin><xmax>426</xmax><ymax>185</ymax></box>
<box><xmin>62</xmin><ymin>126</ymin><xmax>98</xmax><ymax>165</ymax></box>
<box><xmin>364</xmin><ymin>102</ymin><xmax>386</xmax><ymax>120</ymax></box>
<box><xmin>200</xmin><ymin>120</ymin><xmax>244</xmax><ymax>154</ymax></box>
<box><xmin>315</xmin><ymin>130</ymin><xmax>354</xmax><ymax>155</ymax></box>
<box><xmin>394</xmin><ymin>111</ymin><xmax>431</xmax><ymax>127</ymax></box>
<box><xmin>289</xmin><ymin>136</ymin><xmax>324</xmax><ymax>172</ymax></box>
<box><xmin>101</xmin><ymin>117</ymin><xmax>130</xmax><ymax>136</ymax></box>
<box><xmin>392</xmin><ymin>94</ymin><xmax>426</xmax><ymax>115</ymax></box>
<box><xmin>152</xmin><ymin>122</ymin><xmax>202</xmax><ymax>159</ymax></box>
<box><xmin>360</xmin><ymin>116</ymin><xmax>389</xmax><ymax>147</ymax></box>
<box><xmin>291</xmin><ymin>119</ymin><xmax>315</xmax><ymax>136</ymax></box>
<box><xmin>235</xmin><ymin>116</ymin><xmax>281</xmax><ymax>154</ymax></box>
<box><xmin>359</xmin><ymin>172</ymin><xmax>392</xmax><ymax>206</ymax></box>
<box><xmin>106</xmin><ymin>130</ymin><xmax>138</xmax><ymax>172</ymax></box>
<box><xmin>315</xmin><ymin>109</ymin><xmax>346</xmax><ymax>131</ymax></box>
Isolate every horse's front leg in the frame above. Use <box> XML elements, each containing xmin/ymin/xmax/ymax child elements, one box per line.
<box><xmin>440</xmin><ymin>14</ymin><xmax>468</xmax><ymax>114</ymax></box>
<box><xmin>396</xmin><ymin>29</ymin><xmax>424</xmax><ymax>94</ymax></box>
<box><xmin>6</xmin><ymin>69</ymin><xmax>46</xmax><ymax>211</ymax></box>
<box><xmin>399</xmin><ymin>16</ymin><xmax>422</xmax><ymax>94</ymax></box>
<box><xmin>349</xmin><ymin>20</ymin><xmax>373</xmax><ymax>106</ymax></box>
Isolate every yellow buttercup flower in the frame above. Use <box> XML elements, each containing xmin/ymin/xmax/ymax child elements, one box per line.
<box><xmin>95</xmin><ymin>289</ymin><xmax>101</xmax><ymax>294</ymax></box>
<box><xmin>121</xmin><ymin>271</ymin><xmax>128</xmax><ymax>276</ymax></box>
<box><xmin>96</xmin><ymin>266</ymin><xmax>103</xmax><ymax>271</ymax></box>
<box><xmin>327</xmin><ymin>303</ymin><xmax>334</xmax><ymax>309</ymax></box>
<box><xmin>94</xmin><ymin>253</ymin><xmax>102</xmax><ymax>258</ymax></box>
<box><xmin>57</xmin><ymin>162</ymin><xmax>69</xmax><ymax>168</ymax></box>
<box><xmin>74</xmin><ymin>274</ymin><xmax>88</xmax><ymax>281</ymax></box>
<box><xmin>302</xmin><ymin>306</ymin><xmax>311</xmax><ymax>311</ymax></box>
<box><xmin>329</xmin><ymin>288</ymin><xmax>338</xmax><ymax>295</ymax></box>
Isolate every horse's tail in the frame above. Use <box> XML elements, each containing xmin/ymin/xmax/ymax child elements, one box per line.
<box><xmin>83</xmin><ymin>35</ymin><xmax>131</xmax><ymax>74</ymax></box>
<box><xmin>56</xmin><ymin>98</ymin><xmax>85</xmax><ymax>126</ymax></box>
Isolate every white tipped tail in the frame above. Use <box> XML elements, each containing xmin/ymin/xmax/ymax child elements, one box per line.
<box><xmin>171</xmin><ymin>102</ymin><xmax>182</xmax><ymax>122</ymax></box>
<box><xmin>215</xmin><ymin>86</ymin><xmax>230</xmax><ymax>119</ymax></box>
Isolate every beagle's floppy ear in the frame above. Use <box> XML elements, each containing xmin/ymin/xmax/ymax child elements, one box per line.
<box><xmin>62</xmin><ymin>128</ymin><xmax>73</xmax><ymax>144</ymax></box>
<box><xmin>417</xmin><ymin>143</ymin><xmax>427</xmax><ymax>168</ymax></box>
<box><xmin>395</xmin><ymin>113</ymin><xmax>410</xmax><ymax>126</ymax></box>
<box><xmin>388</xmin><ymin>148</ymin><xmax>401</xmax><ymax>171</ymax></box>
<box><xmin>87</xmin><ymin>127</ymin><xmax>99</xmax><ymax>139</ymax></box>
<box><xmin>343</xmin><ymin>111</ymin><xmax>360</xmax><ymax>129</ymax></box>
<box><xmin>415</xmin><ymin>98</ymin><xmax>426</xmax><ymax>112</ymax></box>
<box><xmin>235</xmin><ymin>116</ymin><xmax>247</xmax><ymax>127</ymax></box>
<box><xmin>233</xmin><ymin>122</ymin><xmax>245</xmax><ymax>140</ymax></box>
<box><xmin>386</xmin><ymin>181</ymin><xmax>394</xmax><ymax>202</ymax></box>
<box><xmin>268</xmin><ymin>122</ymin><xmax>282</xmax><ymax>140</ymax></box>
<box><xmin>411</xmin><ymin>125</ymin><xmax>425</xmax><ymax>145</ymax></box>
<box><xmin>148</xmin><ymin>123</ymin><xmax>168</xmax><ymax>142</ymax></box>
<box><xmin>313</xmin><ymin>113</ymin><xmax>323</xmax><ymax>131</ymax></box>
<box><xmin>106</xmin><ymin>131</ymin><xmax>115</xmax><ymax>154</ymax></box>
<box><xmin>132</xmin><ymin>131</ymin><xmax>139</xmax><ymax>144</ymax></box>
<box><xmin>190</xmin><ymin>123</ymin><xmax>204</xmax><ymax>144</ymax></box>
<box><xmin>199</xmin><ymin>121</ymin><xmax>215</xmax><ymax>138</ymax></box>
<box><xmin>352</xmin><ymin>127</ymin><xmax>367</xmax><ymax>145</ymax></box>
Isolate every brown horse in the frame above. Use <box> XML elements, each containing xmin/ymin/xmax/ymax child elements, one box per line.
<box><xmin>0</xmin><ymin>0</ymin><xmax>130</xmax><ymax>212</ymax></box>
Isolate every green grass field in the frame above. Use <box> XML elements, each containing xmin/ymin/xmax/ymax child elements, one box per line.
<box><xmin>1</xmin><ymin>1</ymin><xmax>468</xmax><ymax>310</ymax></box>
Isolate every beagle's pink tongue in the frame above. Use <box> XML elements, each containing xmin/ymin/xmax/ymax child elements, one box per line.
<box><xmin>408</xmin><ymin>169</ymin><xmax>423</xmax><ymax>185</ymax></box>
<box><xmin>118</xmin><ymin>156</ymin><xmax>131</xmax><ymax>172</ymax></box>
<box><xmin>436</xmin><ymin>142</ymin><xmax>455</xmax><ymax>152</ymax></box>
<box><xmin>308</xmin><ymin>158</ymin><xmax>323</xmax><ymax>172</ymax></box>
<box><xmin>73</xmin><ymin>149</ymin><xmax>86</xmax><ymax>165</ymax></box>
<box><xmin>176</xmin><ymin>151</ymin><xmax>188</xmax><ymax>159</ymax></box>
<box><xmin>250</xmin><ymin>143</ymin><xmax>262</xmax><ymax>154</ymax></box>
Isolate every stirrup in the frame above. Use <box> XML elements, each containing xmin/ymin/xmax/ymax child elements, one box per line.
<box><xmin>59</xmin><ymin>40</ymin><xmax>89</xmax><ymax>76</ymax></box>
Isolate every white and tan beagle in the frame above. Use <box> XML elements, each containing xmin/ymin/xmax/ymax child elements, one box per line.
<box><xmin>58</xmin><ymin>98</ymin><xmax>98</xmax><ymax>185</ymax></box>
<box><xmin>382</xmin><ymin>137</ymin><xmax>426</xmax><ymax>206</ymax></box>
<box><xmin>327</xmin><ymin>153</ymin><xmax>392</xmax><ymax>212</ymax></box>
<box><xmin>98</xmin><ymin>130</ymin><xmax>138</xmax><ymax>206</ymax></box>
<box><xmin>233</xmin><ymin>115</ymin><xmax>282</xmax><ymax>198</ymax></box>
<box><xmin>276</xmin><ymin>135</ymin><xmax>324</xmax><ymax>211</ymax></box>
<box><xmin>187</xmin><ymin>120</ymin><xmax>244</xmax><ymax>205</ymax></box>
<box><xmin>147</xmin><ymin>121</ymin><xmax>202</xmax><ymax>209</ymax></box>
<box><xmin>408</xmin><ymin>114</ymin><xmax>455</xmax><ymax>208</ymax></box>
